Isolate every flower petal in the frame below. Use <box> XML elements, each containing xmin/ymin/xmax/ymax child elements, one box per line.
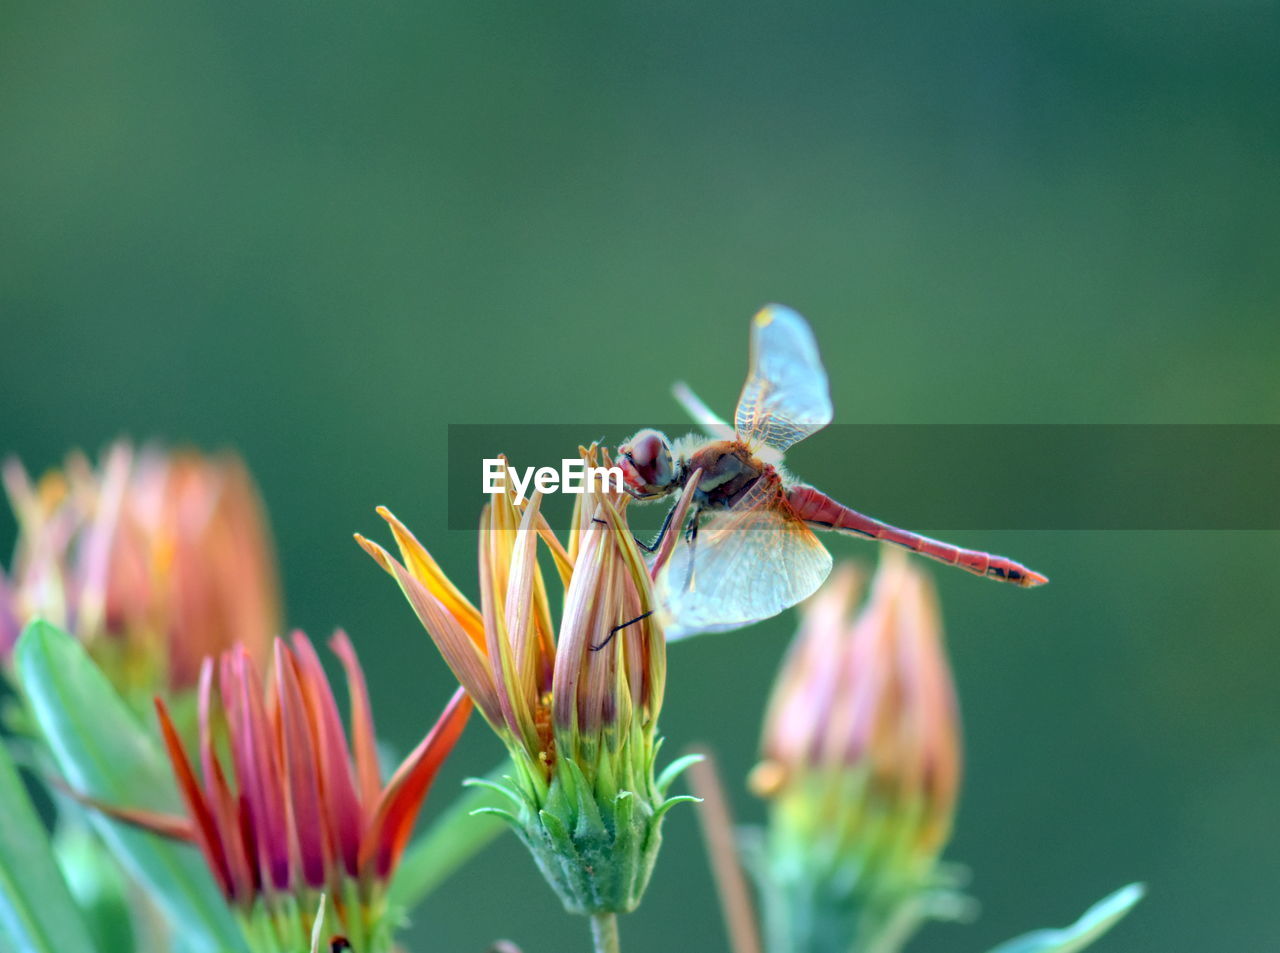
<box><xmin>375</xmin><ymin>507</ymin><xmax>483</xmax><ymax>648</ymax></box>
<box><xmin>197</xmin><ymin>659</ymin><xmax>257</xmax><ymax>901</ymax></box>
<box><xmin>223</xmin><ymin>649</ymin><xmax>292</xmax><ymax>891</ymax></box>
<box><xmin>360</xmin><ymin>686</ymin><xmax>472</xmax><ymax>879</ymax></box>
<box><xmin>648</xmin><ymin>466</ymin><xmax>700</xmax><ymax>580</ymax></box>
<box><xmin>67</xmin><ymin>794</ymin><xmax>196</xmax><ymax>842</ymax></box>
<box><xmin>478</xmin><ymin>506</ymin><xmax>532</xmax><ymax>745</ymax></box>
<box><xmin>154</xmin><ymin>696</ymin><xmax>235</xmax><ymax>899</ymax></box>
<box><xmin>290</xmin><ymin>632</ymin><xmax>365</xmax><ymax>878</ymax></box>
<box><xmin>329</xmin><ymin>630</ymin><xmax>382</xmax><ymax>816</ymax></box>
<box><xmin>275</xmin><ymin>640</ymin><xmax>330</xmax><ymax>888</ymax></box>
<box><xmin>355</xmin><ymin>534</ymin><xmax>504</xmax><ymax>731</ymax></box>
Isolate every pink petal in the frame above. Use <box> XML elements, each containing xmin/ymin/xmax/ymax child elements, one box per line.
<box><xmin>274</xmin><ymin>641</ymin><xmax>329</xmax><ymax>888</ymax></box>
<box><xmin>226</xmin><ymin>648</ymin><xmax>292</xmax><ymax>891</ymax></box>
<box><xmin>290</xmin><ymin>632</ymin><xmax>365</xmax><ymax>878</ymax></box>
<box><xmin>329</xmin><ymin>630</ymin><xmax>381</xmax><ymax>817</ymax></box>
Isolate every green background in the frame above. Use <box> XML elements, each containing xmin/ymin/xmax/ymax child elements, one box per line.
<box><xmin>2</xmin><ymin>3</ymin><xmax>1277</xmax><ymax>951</ymax></box>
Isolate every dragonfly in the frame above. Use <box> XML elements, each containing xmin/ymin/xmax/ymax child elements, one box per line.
<box><xmin>617</xmin><ymin>304</ymin><xmax>1047</xmax><ymax>638</ymax></box>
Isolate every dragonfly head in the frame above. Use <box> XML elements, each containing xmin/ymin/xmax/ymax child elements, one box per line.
<box><xmin>618</xmin><ymin>429</ymin><xmax>676</xmax><ymax>499</ymax></box>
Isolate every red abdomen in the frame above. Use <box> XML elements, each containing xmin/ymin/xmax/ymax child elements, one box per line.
<box><xmin>786</xmin><ymin>484</ymin><xmax>1047</xmax><ymax>587</ymax></box>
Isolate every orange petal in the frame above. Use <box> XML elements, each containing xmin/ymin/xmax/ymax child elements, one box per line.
<box><xmin>70</xmin><ymin>794</ymin><xmax>196</xmax><ymax>842</ymax></box>
<box><xmin>374</xmin><ymin>507</ymin><xmax>484</xmax><ymax>648</ymax></box>
<box><xmin>196</xmin><ymin>660</ymin><xmax>256</xmax><ymax>901</ymax></box>
<box><xmin>154</xmin><ymin>696</ymin><xmax>235</xmax><ymax>898</ymax></box>
<box><xmin>355</xmin><ymin>534</ymin><xmax>504</xmax><ymax>731</ymax></box>
<box><xmin>359</xmin><ymin>686</ymin><xmax>472</xmax><ymax>879</ymax></box>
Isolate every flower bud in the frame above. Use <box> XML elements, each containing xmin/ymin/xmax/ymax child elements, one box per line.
<box><xmin>2</xmin><ymin>443</ymin><xmax>280</xmax><ymax>697</ymax></box>
<box><xmin>358</xmin><ymin>446</ymin><xmax>699</xmax><ymax>916</ymax></box>
<box><xmin>751</xmin><ymin>554</ymin><xmax>964</xmax><ymax>953</ymax></box>
<box><xmin>92</xmin><ymin>631</ymin><xmax>470</xmax><ymax>953</ymax></box>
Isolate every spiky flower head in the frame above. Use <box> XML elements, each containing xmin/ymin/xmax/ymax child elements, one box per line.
<box><xmin>750</xmin><ymin>553</ymin><xmax>965</xmax><ymax>953</ymax></box>
<box><xmin>1</xmin><ymin>442</ymin><xmax>280</xmax><ymax>696</ymax></box>
<box><xmin>95</xmin><ymin>631</ymin><xmax>470</xmax><ymax>953</ymax></box>
<box><xmin>356</xmin><ymin>446</ymin><xmax>699</xmax><ymax>916</ymax></box>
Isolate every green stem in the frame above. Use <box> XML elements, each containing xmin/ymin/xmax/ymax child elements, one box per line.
<box><xmin>589</xmin><ymin>913</ymin><xmax>621</xmax><ymax>953</ymax></box>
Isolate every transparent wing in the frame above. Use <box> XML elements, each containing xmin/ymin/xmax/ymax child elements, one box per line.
<box><xmin>734</xmin><ymin>304</ymin><xmax>833</xmax><ymax>453</ymax></box>
<box><xmin>655</xmin><ymin>483</ymin><xmax>833</xmax><ymax>640</ymax></box>
<box><xmin>672</xmin><ymin>381</ymin><xmax>735</xmax><ymax>440</ymax></box>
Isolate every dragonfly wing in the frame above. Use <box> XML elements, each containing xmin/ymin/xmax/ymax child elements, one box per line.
<box><xmin>655</xmin><ymin>487</ymin><xmax>833</xmax><ymax>640</ymax></box>
<box><xmin>672</xmin><ymin>381</ymin><xmax>736</xmax><ymax>440</ymax></box>
<box><xmin>734</xmin><ymin>305</ymin><xmax>833</xmax><ymax>453</ymax></box>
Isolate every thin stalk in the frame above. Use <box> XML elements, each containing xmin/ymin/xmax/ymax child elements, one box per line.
<box><xmin>688</xmin><ymin>749</ymin><xmax>763</xmax><ymax>953</ymax></box>
<box><xmin>589</xmin><ymin>913</ymin><xmax>620</xmax><ymax>953</ymax></box>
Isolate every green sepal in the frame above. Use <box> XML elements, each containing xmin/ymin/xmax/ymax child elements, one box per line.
<box><xmin>461</xmin><ymin>775</ymin><xmax>524</xmax><ymax>808</ymax></box>
<box><xmin>469</xmin><ymin>806</ymin><xmax>520</xmax><ymax>826</ymax></box>
<box><xmin>491</xmin><ymin>737</ymin><xmax>695</xmax><ymax>916</ymax></box>
<box><xmin>655</xmin><ymin>752</ymin><xmax>703</xmax><ymax>794</ymax></box>
<box><xmin>755</xmin><ymin>764</ymin><xmax>972</xmax><ymax>953</ymax></box>
<box><xmin>563</xmin><ymin>759</ymin><xmax>607</xmax><ymax>840</ymax></box>
<box><xmin>653</xmin><ymin>793</ymin><xmax>701</xmax><ymax>821</ymax></box>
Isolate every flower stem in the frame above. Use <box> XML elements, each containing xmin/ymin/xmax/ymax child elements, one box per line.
<box><xmin>590</xmin><ymin>913</ymin><xmax>621</xmax><ymax>953</ymax></box>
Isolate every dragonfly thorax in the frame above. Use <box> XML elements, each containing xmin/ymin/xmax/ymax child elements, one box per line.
<box><xmin>681</xmin><ymin>439</ymin><xmax>768</xmax><ymax>509</ymax></box>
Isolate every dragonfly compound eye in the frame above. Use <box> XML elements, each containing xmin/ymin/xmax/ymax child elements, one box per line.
<box><xmin>619</xmin><ymin>429</ymin><xmax>675</xmax><ymax>497</ymax></box>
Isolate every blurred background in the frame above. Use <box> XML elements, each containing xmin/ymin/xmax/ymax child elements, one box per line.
<box><xmin>2</xmin><ymin>2</ymin><xmax>1277</xmax><ymax>951</ymax></box>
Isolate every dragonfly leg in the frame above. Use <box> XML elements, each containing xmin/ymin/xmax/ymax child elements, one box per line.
<box><xmin>632</xmin><ymin>503</ymin><xmax>679</xmax><ymax>554</ymax></box>
<box><xmin>591</xmin><ymin>609</ymin><xmax>656</xmax><ymax>651</ymax></box>
<box><xmin>679</xmin><ymin>512</ymin><xmax>700</xmax><ymax>595</ymax></box>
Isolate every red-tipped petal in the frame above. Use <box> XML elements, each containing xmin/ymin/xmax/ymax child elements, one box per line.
<box><xmin>275</xmin><ymin>641</ymin><xmax>329</xmax><ymax>889</ymax></box>
<box><xmin>359</xmin><ymin>686</ymin><xmax>472</xmax><ymax>879</ymax></box>
<box><xmin>197</xmin><ymin>660</ymin><xmax>255</xmax><ymax>902</ymax></box>
<box><xmin>329</xmin><ymin>630</ymin><xmax>381</xmax><ymax>817</ymax></box>
<box><xmin>290</xmin><ymin>632</ymin><xmax>365</xmax><ymax>878</ymax></box>
<box><xmin>154</xmin><ymin>696</ymin><xmax>235</xmax><ymax>899</ymax></box>
<box><xmin>64</xmin><ymin>788</ymin><xmax>196</xmax><ymax>842</ymax></box>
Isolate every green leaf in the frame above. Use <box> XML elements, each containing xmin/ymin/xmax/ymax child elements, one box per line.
<box><xmin>54</xmin><ymin>824</ymin><xmax>136</xmax><ymax>953</ymax></box>
<box><xmin>14</xmin><ymin>621</ymin><xmax>246</xmax><ymax>953</ymax></box>
<box><xmin>0</xmin><ymin>735</ymin><xmax>100</xmax><ymax>953</ymax></box>
<box><xmin>386</xmin><ymin>762</ymin><xmax>514</xmax><ymax>911</ymax></box>
<box><xmin>985</xmin><ymin>883</ymin><xmax>1145</xmax><ymax>953</ymax></box>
